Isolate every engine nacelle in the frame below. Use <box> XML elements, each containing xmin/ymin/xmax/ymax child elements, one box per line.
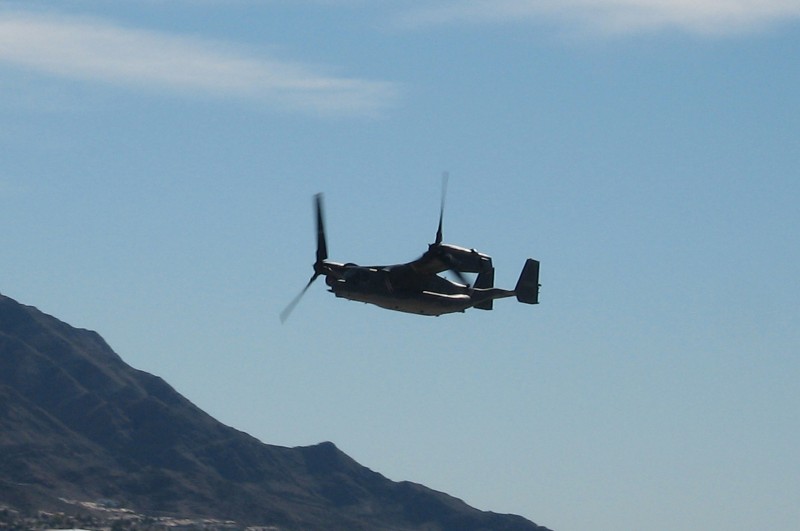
<box><xmin>434</xmin><ymin>244</ymin><xmax>492</xmax><ymax>273</ymax></box>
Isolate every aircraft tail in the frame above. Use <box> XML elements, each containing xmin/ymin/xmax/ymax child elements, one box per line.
<box><xmin>515</xmin><ymin>259</ymin><xmax>540</xmax><ymax>305</ymax></box>
<box><xmin>473</xmin><ymin>267</ymin><xmax>495</xmax><ymax>310</ymax></box>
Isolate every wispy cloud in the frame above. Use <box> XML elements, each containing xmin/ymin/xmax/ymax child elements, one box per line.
<box><xmin>0</xmin><ymin>11</ymin><xmax>399</xmax><ymax>116</ymax></box>
<box><xmin>400</xmin><ymin>0</ymin><xmax>800</xmax><ymax>36</ymax></box>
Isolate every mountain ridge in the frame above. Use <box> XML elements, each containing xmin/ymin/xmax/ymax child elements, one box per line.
<box><xmin>0</xmin><ymin>292</ymin><xmax>550</xmax><ymax>530</ymax></box>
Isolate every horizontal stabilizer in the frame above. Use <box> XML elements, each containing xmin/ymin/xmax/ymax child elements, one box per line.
<box><xmin>515</xmin><ymin>259</ymin><xmax>540</xmax><ymax>305</ymax></box>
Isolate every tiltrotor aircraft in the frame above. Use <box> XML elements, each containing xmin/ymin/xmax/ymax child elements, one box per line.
<box><xmin>280</xmin><ymin>181</ymin><xmax>540</xmax><ymax>322</ymax></box>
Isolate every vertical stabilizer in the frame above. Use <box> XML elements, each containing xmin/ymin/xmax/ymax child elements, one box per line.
<box><xmin>473</xmin><ymin>267</ymin><xmax>495</xmax><ymax>310</ymax></box>
<box><xmin>515</xmin><ymin>259</ymin><xmax>540</xmax><ymax>305</ymax></box>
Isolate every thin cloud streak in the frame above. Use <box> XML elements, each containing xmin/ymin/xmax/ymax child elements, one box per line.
<box><xmin>400</xmin><ymin>0</ymin><xmax>800</xmax><ymax>35</ymax></box>
<box><xmin>0</xmin><ymin>11</ymin><xmax>399</xmax><ymax>116</ymax></box>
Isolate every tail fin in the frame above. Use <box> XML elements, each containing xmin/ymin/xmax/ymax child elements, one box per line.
<box><xmin>473</xmin><ymin>267</ymin><xmax>495</xmax><ymax>310</ymax></box>
<box><xmin>515</xmin><ymin>259</ymin><xmax>540</xmax><ymax>304</ymax></box>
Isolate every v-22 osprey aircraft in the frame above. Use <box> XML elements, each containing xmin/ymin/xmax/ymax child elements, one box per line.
<box><xmin>280</xmin><ymin>180</ymin><xmax>540</xmax><ymax>322</ymax></box>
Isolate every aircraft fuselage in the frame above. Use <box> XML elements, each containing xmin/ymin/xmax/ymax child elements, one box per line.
<box><xmin>322</xmin><ymin>262</ymin><xmax>514</xmax><ymax>316</ymax></box>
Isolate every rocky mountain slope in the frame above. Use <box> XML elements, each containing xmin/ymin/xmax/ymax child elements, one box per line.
<box><xmin>0</xmin><ymin>293</ymin><xmax>550</xmax><ymax>530</ymax></box>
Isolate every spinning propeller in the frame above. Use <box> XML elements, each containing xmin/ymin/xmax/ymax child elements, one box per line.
<box><xmin>279</xmin><ymin>194</ymin><xmax>327</xmax><ymax>323</ymax></box>
<box><xmin>421</xmin><ymin>173</ymin><xmax>472</xmax><ymax>286</ymax></box>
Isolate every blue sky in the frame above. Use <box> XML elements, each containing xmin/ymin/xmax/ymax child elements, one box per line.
<box><xmin>1</xmin><ymin>2</ymin><xmax>799</xmax><ymax>530</ymax></box>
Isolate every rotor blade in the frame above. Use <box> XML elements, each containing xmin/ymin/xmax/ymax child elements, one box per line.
<box><xmin>279</xmin><ymin>273</ymin><xmax>319</xmax><ymax>323</ymax></box>
<box><xmin>450</xmin><ymin>267</ymin><xmax>470</xmax><ymax>287</ymax></box>
<box><xmin>435</xmin><ymin>172</ymin><xmax>448</xmax><ymax>245</ymax></box>
<box><xmin>315</xmin><ymin>193</ymin><xmax>328</xmax><ymax>264</ymax></box>
<box><xmin>437</xmin><ymin>250</ymin><xmax>470</xmax><ymax>286</ymax></box>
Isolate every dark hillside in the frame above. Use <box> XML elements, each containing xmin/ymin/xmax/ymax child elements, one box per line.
<box><xmin>0</xmin><ymin>293</ymin><xmax>550</xmax><ymax>530</ymax></box>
